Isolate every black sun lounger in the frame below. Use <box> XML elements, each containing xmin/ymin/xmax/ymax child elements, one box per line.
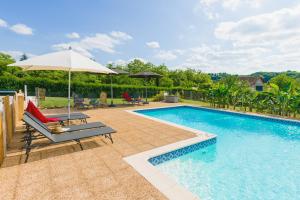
<box><xmin>46</xmin><ymin>112</ymin><xmax>90</xmax><ymax>124</ymax></box>
<box><xmin>23</xmin><ymin>112</ymin><xmax>116</xmax><ymax>162</ymax></box>
<box><xmin>64</xmin><ymin>121</ymin><xmax>105</xmax><ymax>132</ymax></box>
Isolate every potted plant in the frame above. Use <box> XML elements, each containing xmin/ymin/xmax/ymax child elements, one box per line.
<box><xmin>165</xmin><ymin>92</ymin><xmax>180</xmax><ymax>103</ymax></box>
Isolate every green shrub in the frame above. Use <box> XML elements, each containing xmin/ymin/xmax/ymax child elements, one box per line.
<box><xmin>152</xmin><ymin>91</ymin><xmax>166</xmax><ymax>102</ymax></box>
<box><xmin>0</xmin><ymin>76</ymin><xmax>192</xmax><ymax>98</ymax></box>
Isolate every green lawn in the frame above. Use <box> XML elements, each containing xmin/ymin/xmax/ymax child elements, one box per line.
<box><xmin>181</xmin><ymin>99</ymin><xmax>211</xmax><ymax>107</ymax></box>
<box><xmin>40</xmin><ymin>97</ymin><xmax>300</xmax><ymax>120</ymax></box>
<box><xmin>181</xmin><ymin>99</ymin><xmax>300</xmax><ymax>119</ymax></box>
<box><xmin>39</xmin><ymin>97</ymin><xmax>73</xmax><ymax>108</ymax></box>
<box><xmin>181</xmin><ymin>99</ymin><xmax>244</xmax><ymax>111</ymax></box>
<box><xmin>39</xmin><ymin>97</ymin><xmax>152</xmax><ymax>108</ymax></box>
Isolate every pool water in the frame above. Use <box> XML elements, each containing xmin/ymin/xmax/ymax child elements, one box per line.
<box><xmin>136</xmin><ymin>106</ymin><xmax>300</xmax><ymax>200</ymax></box>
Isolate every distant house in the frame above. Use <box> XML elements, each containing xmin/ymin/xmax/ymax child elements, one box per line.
<box><xmin>239</xmin><ymin>76</ymin><xmax>264</xmax><ymax>91</ymax></box>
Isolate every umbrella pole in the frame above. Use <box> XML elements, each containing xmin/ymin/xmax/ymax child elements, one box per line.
<box><xmin>68</xmin><ymin>69</ymin><xmax>71</xmax><ymax>120</ymax></box>
<box><xmin>109</xmin><ymin>74</ymin><xmax>116</xmax><ymax>107</ymax></box>
<box><xmin>144</xmin><ymin>78</ymin><xmax>149</xmax><ymax>104</ymax></box>
<box><xmin>146</xmin><ymin>87</ymin><xmax>148</xmax><ymax>102</ymax></box>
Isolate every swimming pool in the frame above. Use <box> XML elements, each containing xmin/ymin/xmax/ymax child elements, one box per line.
<box><xmin>135</xmin><ymin>106</ymin><xmax>300</xmax><ymax>200</ymax></box>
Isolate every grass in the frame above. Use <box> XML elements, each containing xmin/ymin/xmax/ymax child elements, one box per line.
<box><xmin>39</xmin><ymin>97</ymin><xmax>300</xmax><ymax>120</ymax></box>
<box><xmin>39</xmin><ymin>97</ymin><xmax>73</xmax><ymax>108</ymax></box>
<box><xmin>181</xmin><ymin>99</ymin><xmax>245</xmax><ymax>111</ymax></box>
<box><xmin>39</xmin><ymin>97</ymin><xmax>153</xmax><ymax>108</ymax></box>
<box><xmin>181</xmin><ymin>99</ymin><xmax>211</xmax><ymax>107</ymax></box>
<box><xmin>181</xmin><ymin>99</ymin><xmax>300</xmax><ymax>119</ymax></box>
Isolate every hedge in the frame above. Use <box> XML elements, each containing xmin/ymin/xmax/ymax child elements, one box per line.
<box><xmin>0</xmin><ymin>76</ymin><xmax>193</xmax><ymax>98</ymax></box>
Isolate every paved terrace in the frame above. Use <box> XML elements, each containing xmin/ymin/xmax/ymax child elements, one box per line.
<box><xmin>1</xmin><ymin>102</ymin><xmax>200</xmax><ymax>200</ymax></box>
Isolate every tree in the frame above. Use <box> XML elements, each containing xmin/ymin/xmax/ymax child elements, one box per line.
<box><xmin>20</xmin><ymin>53</ymin><xmax>28</xmax><ymax>61</ymax></box>
<box><xmin>269</xmin><ymin>74</ymin><xmax>299</xmax><ymax>92</ymax></box>
<box><xmin>0</xmin><ymin>53</ymin><xmax>15</xmax><ymax>76</ymax></box>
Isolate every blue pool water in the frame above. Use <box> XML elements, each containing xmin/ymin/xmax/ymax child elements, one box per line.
<box><xmin>136</xmin><ymin>106</ymin><xmax>300</xmax><ymax>200</ymax></box>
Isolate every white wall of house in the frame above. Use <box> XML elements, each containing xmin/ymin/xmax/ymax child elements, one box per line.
<box><xmin>255</xmin><ymin>79</ymin><xmax>264</xmax><ymax>86</ymax></box>
<box><xmin>254</xmin><ymin>79</ymin><xmax>264</xmax><ymax>91</ymax></box>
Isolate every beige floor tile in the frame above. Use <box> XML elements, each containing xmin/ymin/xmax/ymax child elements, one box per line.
<box><xmin>15</xmin><ymin>181</ymin><xmax>54</xmax><ymax>200</ymax></box>
<box><xmin>136</xmin><ymin>143</ymin><xmax>155</xmax><ymax>152</ymax></box>
<box><xmin>52</xmin><ymin>183</ymin><xmax>95</xmax><ymax>200</ymax></box>
<box><xmin>88</xmin><ymin>174</ymin><xmax>119</xmax><ymax>193</ymax></box>
<box><xmin>95</xmin><ymin>187</ymin><xmax>129</xmax><ymax>200</ymax></box>
<box><xmin>1</xmin><ymin>102</ymin><xmax>197</xmax><ymax>200</ymax></box>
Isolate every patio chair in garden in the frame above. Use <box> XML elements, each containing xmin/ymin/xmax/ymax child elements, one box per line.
<box><xmin>122</xmin><ymin>92</ymin><xmax>144</xmax><ymax>105</ymax></box>
<box><xmin>122</xmin><ymin>92</ymin><xmax>137</xmax><ymax>104</ymax></box>
<box><xmin>73</xmin><ymin>93</ymin><xmax>89</xmax><ymax>109</ymax></box>
<box><xmin>100</xmin><ymin>92</ymin><xmax>108</xmax><ymax>106</ymax></box>
<box><xmin>89</xmin><ymin>98</ymin><xmax>100</xmax><ymax>108</ymax></box>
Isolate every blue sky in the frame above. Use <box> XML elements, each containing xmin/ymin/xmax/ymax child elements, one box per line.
<box><xmin>0</xmin><ymin>0</ymin><xmax>299</xmax><ymax>74</ymax></box>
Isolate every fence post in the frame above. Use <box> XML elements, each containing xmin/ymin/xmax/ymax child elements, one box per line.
<box><xmin>3</xmin><ymin>96</ymin><xmax>13</xmax><ymax>144</ymax></box>
<box><xmin>0</xmin><ymin>112</ymin><xmax>4</xmax><ymax>166</ymax></box>
<box><xmin>16</xmin><ymin>92</ymin><xmax>25</xmax><ymax>122</ymax></box>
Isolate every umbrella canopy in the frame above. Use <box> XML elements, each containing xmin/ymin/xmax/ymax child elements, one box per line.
<box><xmin>8</xmin><ymin>49</ymin><xmax>116</xmax><ymax>118</ymax></box>
<box><xmin>9</xmin><ymin>49</ymin><xmax>115</xmax><ymax>74</ymax></box>
<box><xmin>129</xmin><ymin>71</ymin><xmax>162</xmax><ymax>78</ymax></box>
<box><xmin>129</xmin><ymin>71</ymin><xmax>162</xmax><ymax>104</ymax></box>
<box><xmin>110</xmin><ymin>68</ymin><xmax>129</xmax><ymax>75</ymax></box>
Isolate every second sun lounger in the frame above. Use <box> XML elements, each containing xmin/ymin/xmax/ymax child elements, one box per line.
<box><xmin>23</xmin><ymin>112</ymin><xmax>116</xmax><ymax>162</ymax></box>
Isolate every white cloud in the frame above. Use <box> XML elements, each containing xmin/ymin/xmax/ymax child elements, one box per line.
<box><xmin>214</xmin><ymin>4</ymin><xmax>300</xmax><ymax>46</ymax></box>
<box><xmin>155</xmin><ymin>50</ymin><xmax>177</xmax><ymax>61</ymax></box>
<box><xmin>52</xmin><ymin>43</ymin><xmax>93</xmax><ymax>57</ymax></box>
<box><xmin>110</xmin><ymin>31</ymin><xmax>133</xmax><ymax>40</ymax></box>
<box><xmin>108</xmin><ymin>59</ymin><xmax>128</xmax><ymax>66</ymax></box>
<box><xmin>0</xmin><ymin>19</ymin><xmax>34</xmax><ymax>36</ymax></box>
<box><xmin>108</xmin><ymin>57</ymin><xmax>147</xmax><ymax>66</ymax></box>
<box><xmin>169</xmin><ymin>4</ymin><xmax>300</xmax><ymax>74</ymax></box>
<box><xmin>200</xmin><ymin>0</ymin><xmax>218</xmax><ymax>7</ymax></box>
<box><xmin>10</xmin><ymin>24</ymin><xmax>33</xmax><ymax>35</ymax></box>
<box><xmin>52</xmin><ymin>31</ymin><xmax>132</xmax><ymax>57</ymax></box>
<box><xmin>146</xmin><ymin>41</ymin><xmax>160</xmax><ymax>49</ymax></box>
<box><xmin>0</xmin><ymin>18</ymin><xmax>8</xmax><ymax>27</ymax></box>
<box><xmin>179</xmin><ymin>45</ymin><xmax>271</xmax><ymax>74</ymax></box>
<box><xmin>66</xmin><ymin>32</ymin><xmax>80</xmax><ymax>39</ymax></box>
<box><xmin>1</xmin><ymin>50</ymin><xmax>36</xmax><ymax>60</ymax></box>
<box><xmin>195</xmin><ymin>0</ymin><xmax>266</xmax><ymax>19</ymax></box>
<box><xmin>222</xmin><ymin>0</ymin><xmax>240</xmax><ymax>10</ymax></box>
<box><xmin>129</xmin><ymin>57</ymin><xmax>147</xmax><ymax>63</ymax></box>
<box><xmin>80</xmin><ymin>34</ymin><xmax>118</xmax><ymax>53</ymax></box>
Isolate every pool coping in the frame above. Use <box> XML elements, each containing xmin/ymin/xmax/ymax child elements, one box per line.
<box><xmin>124</xmin><ymin>104</ymin><xmax>300</xmax><ymax>200</ymax></box>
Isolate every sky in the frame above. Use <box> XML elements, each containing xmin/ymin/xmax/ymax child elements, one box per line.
<box><xmin>0</xmin><ymin>0</ymin><xmax>300</xmax><ymax>74</ymax></box>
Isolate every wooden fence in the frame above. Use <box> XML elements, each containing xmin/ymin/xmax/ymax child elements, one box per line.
<box><xmin>0</xmin><ymin>113</ymin><xmax>4</xmax><ymax>165</ymax></box>
<box><xmin>0</xmin><ymin>92</ymin><xmax>24</xmax><ymax>166</ymax></box>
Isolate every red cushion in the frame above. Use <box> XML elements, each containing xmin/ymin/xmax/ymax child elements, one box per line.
<box><xmin>122</xmin><ymin>92</ymin><xmax>132</xmax><ymax>101</ymax></box>
<box><xmin>26</xmin><ymin>100</ymin><xmax>60</xmax><ymax>123</ymax></box>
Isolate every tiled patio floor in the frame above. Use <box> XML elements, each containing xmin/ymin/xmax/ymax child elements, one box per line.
<box><xmin>1</xmin><ymin>102</ymin><xmax>197</xmax><ymax>200</ymax></box>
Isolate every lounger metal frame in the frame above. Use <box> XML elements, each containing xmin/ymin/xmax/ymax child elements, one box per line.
<box><xmin>23</xmin><ymin>112</ymin><xmax>115</xmax><ymax>162</ymax></box>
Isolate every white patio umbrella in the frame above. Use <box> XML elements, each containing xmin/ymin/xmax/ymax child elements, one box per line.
<box><xmin>8</xmin><ymin>49</ymin><xmax>116</xmax><ymax>118</ymax></box>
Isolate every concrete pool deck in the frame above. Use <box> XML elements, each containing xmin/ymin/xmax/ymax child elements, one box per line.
<box><xmin>0</xmin><ymin>102</ymin><xmax>207</xmax><ymax>200</ymax></box>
